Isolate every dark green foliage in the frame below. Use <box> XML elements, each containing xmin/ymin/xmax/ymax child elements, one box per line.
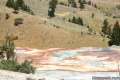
<box><xmin>48</xmin><ymin>0</ymin><xmax>58</xmax><ymax>17</ymax></box>
<box><xmin>16</xmin><ymin>0</ymin><xmax>24</xmax><ymax>9</ymax></box>
<box><xmin>6</xmin><ymin>0</ymin><xmax>15</xmax><ymax>9</ymax></box>
<box><xmin>109</xmin><ymin>21</ymin><xmax>120</xmax><ymax>46</ymax></box>
<box><xmin>6</xmin><ymin>0</ymin><xmax>33</xmax><ymax>14</ymax></box>
<box><xmin>0</xmin><ymin>35</ymin><xmax>35</xmax><ymax>74</ymax></box>
<box><xmin>0</xmin><ymin>60</ymin><xmax>19</xmax><ymax>71</ymax></box>
<box><xmin>101</xmin><ymin>19</ymin><xmax>111</xmax><ymax>36</ymax></box>
<box><xmin>69</xmin><ymin>16</ymin><xmax>84</xmax><ymax>26</ymax></box>
<box><xmin>49</xmin><ymin>0</ymin><xmax>58</xmax><ymax>9</ymax></box>
<box><xmin>78</xmin><ymin>0</ymin><xmax>86</xmax><ymax>9</ymax></box>
<box><xmin>48</xmin><ymin>8</ymin><xmax>55</xmax><ymax>17</ymax></box>
<box><xmin>2</xmin><ymin>35</ymin><xmax>15</xmax><ymax>60</ymax></box>
<box><xmin>14</xmin><ymin>18</ymin><xmax>24</xmax><ymax>26</ymax></box>
<box><xmin>0</xmin><ymin>60</ymin><xmax>35</xmax><ymax>74</ymax></box>
<box><xmin>72</xmin><ymin>16</ymin><xmax>76</xmax><ymax>23</ymax></box>
<box><xmin>18</xmin><ymin>60</ymin><xmax>35</xmax><ymax>74</ymax></box>
<box><xmin>102</xmin><ymin>19</ymin><xmax>108</xmax><ymax>35</ymax></box>
<box><xmin>77</xmin><ymin>17</ymin><xmax>84</xmax><ymax>25</ymax></box>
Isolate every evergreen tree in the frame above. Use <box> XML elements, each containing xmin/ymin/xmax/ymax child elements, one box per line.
<box><xmin>109</xmin><ymin>21</ymin><xmax>120</xmax><ymax>46</ymax></box>
<box><xmin>6</xmin><ymin>0</ymin><xmax>15</xmax><ymax>8</ymax></box>
<box><xmin>72</xmin><ymin>16</ymin><xmax>76</xmax><ymax>23</ymax></box>
<box><xmin>77</xmin><ymin>17</ymin><xmax>83</xmax><ymax>26</ymax></box>
<box><xmin>102</xmin><ymin>19</ymin><xmax>109</xmax><ymax>35</ymax></box>
<box><xmin>48</xmin><ymin>0</ymin><xmax>58</xmax><ymax>17</ymax></box>
<box><xmin>69</xmin><ymin>16</ymin><xmax>84</xmax><ymax>26</ymax></box>
<box><xmin>6</xmin><ymin>0</ymin><xmax>33</xmax><ymax>14</ymax></box>
<box><xmin>15</xmin><ymin>0</ymin><xmax>25</xmax><ymax>9</ymax></box>
<box><xmin>78</xmin><ymin>0</ymin><xmax>85</xmax><ymax>9</ymax></box>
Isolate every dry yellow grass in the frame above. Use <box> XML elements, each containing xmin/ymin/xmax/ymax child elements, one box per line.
<box><xmin>0</xmin><ymin>0</ymin><xmax>119</xmax><ymax>49</ymax></box>
<box><xmin>0</xmin><ymin>7</ymin><xmax>108</xmax><ymax>49</ymax></box>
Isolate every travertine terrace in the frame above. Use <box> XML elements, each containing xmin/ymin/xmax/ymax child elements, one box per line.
<box><xmin>16</xmin><ymin>47</ymin><xmax>120</xmax><ymax>72</ymax></box>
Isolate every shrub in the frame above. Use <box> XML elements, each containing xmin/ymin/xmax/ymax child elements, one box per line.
<box><xmin>0</xmin><ymin>60</ymin><xmax>19</xmax><ymax>71</ymax></box>
<box><xmin>0</xmin><ymin>60</ymin><xmax>35</xmax><ymax>74</ymax></box>
<box><xmin>14</xmin><ymin>18</ymin><xmax>24</xmax><ymax>26</ymax></box>
<box><xmin>18</xmin><ymin>60</ymin><xmax>35</xmax><ymax>74</ymax></box>
<box><xmin>69</xmin><ymin>16</ymin><xmax>84</xmax><ymax>26</ymax></box>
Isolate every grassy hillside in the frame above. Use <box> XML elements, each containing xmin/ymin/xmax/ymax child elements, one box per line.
<box><xmin>0</xmin><ymin>0</ymin><xmax>119</xmax><ymax>49</ymax></box>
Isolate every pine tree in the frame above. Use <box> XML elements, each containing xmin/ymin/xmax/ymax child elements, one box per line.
<box><xmin>48</xmin><ymin>0</ymin><xmax>58</xmax><ymax>17</ymax></box>
<box><xmin>77</xmin><ymin>17</ymin><xmax>83</xmax><ymax>26</ymax></box>
<box><xmin>72</xmin><ymin>16</ymin><xmax>76</xmax><ymax>23</ymax></box>
<box><xmin>6</xmin><ymin>0</ymin><xmax>33</xmax><ymax>14</ymax></box>
<box><xmin>16</xmin><ymin>0</ymin><xmax>25</xmax><ymax>9</ymax></box>
<box><xmin>102</xmin><ymin>19</ymin><xmax>109</xmax><ymax>35</ymax></box>
<box><xmin>6</xmin><ymin>0</ymin><xmax>14</xmax><ymax>8</ymax></box>
<box><xmin>79</xmin><ymin>0</ymin><xmax>85</xmax><ymax>9</ymax></box>
<box><xmin>69</xmin><ymin>16</ymin><xmax>84</xmax><ymax>26</ymax></box>
<box><xmin>109</xmin><ymin>21</ymin><xmax>120</xmax><ymax>46</ymax></box>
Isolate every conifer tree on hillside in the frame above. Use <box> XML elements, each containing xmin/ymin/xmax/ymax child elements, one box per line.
<box><xmin>16</xmin><ymin>0</ymin><xmax>25</xmax><ymax>9</ymax></box>
<box><xmin>69</xmin><ymin>16</ymin><xmax>84</xmax><ymax>26</ymax></box>
<box><xmin>6</xmin><ymin>0</ymin><xmax>33</xmax><ymax>14</ymax></box>
<box><xmin>102</xmin><ymin>19</ymin><xmax>109</xmax><ymax>36</ymax></box>
<box><xmin>48</xmin><ymin>0</ymin><xmax>58</xmax><ymax>17</ymax></box>
<box><xmin>77</xmin><ymin>17</ymin><xmax>83</xmax><ymax>26</ymax></box>
<box><xmin>72</xmin><ymin>16</ymin><xmax>76</xmax><ymax>23</ymax></box>
<box><xmin>6</xmin><ymin>0</ymin><xmax>16</xmax><ymax>9</ymax></box>
<box><xmin>109</xmin><ymin>21</ymin><xmax>120</xmax><ymax>46</ymax></box>
<box><xmin>78</xmin><ymin>0</ymin><xmax>85</xmax><ymax>9</ymax></box>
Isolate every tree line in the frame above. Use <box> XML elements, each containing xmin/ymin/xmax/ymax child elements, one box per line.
<box><xmin>48</xmin><ymin>0</ymin><xmax>87</xmax><ymax>17</ymax></box>
<box><xmin>101</xmin><ymin>19</ymin><xmax>120</xmax><ymax>46</ymax></box>
<box><xmin>6</xmin><ymin>0</ymin><xmax>34</xmax><ymax>14</ymax></box>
